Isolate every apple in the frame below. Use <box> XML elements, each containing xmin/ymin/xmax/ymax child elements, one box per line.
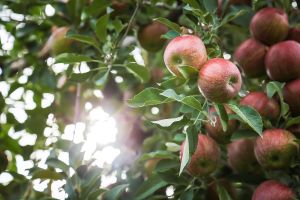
<box><xmin>164</xmin><ymin>35</ymin><xmax>207</xmax><ymax>76</ymax></box>
<box><xmin>144</xmin><ymin>158</ymin><xmax>161</xmax><ymax>177</ymax></box>
<box><xmin>250</xmin><ymin>7</ymin><xmax>289</xmax><ymax>45</ymax></box>
<box><xmin>138</xmin><ymin>22</ymin><xmax>168</xmax><ymax>52</ymax></box>
<box><xmin>198</xmin><ymin>58</ymin><xmax>242</xmax><ymax>103</ymax></box>
<box><xmin>254</xmin><ymin>129</ymin><xmax>298</xmax><ymax>169</ymax></box>
<box><xmin>206</xmin><ymin>179</ymin><xmax>237</xmax><ymax>200</ymax></box>
<box><xmin>180</xmin><ymin>134</ymin><xmax>220</xmax><ymax>176</ymax></box>
<box><xmin>287</xmin><ymin>27</ymin><xmax>300</xmax><ymax>43</ymax></box>
<box><xmin>234</xmin><ymin>38</ymin><xmax>268</xmax><ymax>78</ymax></box>
<box><xmin>265</xmin><ymin>40</ymin><xmax>300</xmax><ymax>82</ymax></box>
<box><xmin>205</xmin><ymin>106</ymin><xmax>238</xmax><ymax>144</ymax></box>
<box><xmin>0</xmin><ymin>151</ymin><xmax>8</xmax><ymax>173</ymax></box>
<box><xmin>240</xmin><ymin>92</ymin><xmax>280</xmax><ymax>119</ymax></box>
<box><xmin>283</xmin><ymin>78</ymin><xmax>300</xmax><ymax>116</ymax></box>
<box><xmin>227</xmin><ymin>138</ymin><xmax>260</xmax><ymax>174</ymax></box>
<box><xmin>252</xmin><ymin>180</ymin><xmax>295</xmax><ymax>200</ymax></box>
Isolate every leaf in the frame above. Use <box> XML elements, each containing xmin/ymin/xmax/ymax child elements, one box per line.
<box><xmin>266</xmin><ymin>81</ymin><xmax>289</xmax><ymax>117</ymax></box>
<box><xmin>220</xmin><ymin>9</ymin><xmax>248</xmax><ymax>27</ymax></box>
<box><xmin>95</xmin><ymin>70</ymin><xmax>109</xmax><ymax>87</ymax></box>
<box><xmin>103</xmin><ymin>184</ymin><xmax>128</xmax><ymax>200</ymax></box>
<box><xmin>127</xmin><ymin>88</ymin><xmax>173</xmax><ymax>107</ymax></box>
<box><xmin>55</xmin><ymin>53</ymin><xmax>96</xmax><ymax>64</ymax></box>
<box><xmin>159</xmin><ymin>76</ymin><xmax>186</xmax><ymax>89</ymax></box>
<box><xmin>46</xmin><ymin>158</ymin><xmax>69</xmax><ymax>173</ymax></box>
<box><xmin>156</xmin><ymin>159</ymin><xmax>179</xmax><ymax>173</ymax></box>
<box><xmin>214</xmin><ymin>103</ymin><xmax>228</xmax><ymax>132</ymax></box>
<box><xmin>151</xmin><ymin>116</ymin><xmax>184</xmax><ymax>127</ymax></box>
<box><xmin>96</xmin><ymin>14</ymin><xmax>109</xmax><ymax>43</ymax></box>
<box><xmin>161</xmin><ymin>30</ymin><xmax>180</xmax><ymax>39</ymax></box>
<box><xmin>182</xmin><ymin>0</ymin><xmax>201</xmax><ymax>9</ymax></box>
<box><xmin>217</xmin><ymin>183</ymin><xmax>232</xmax><ymax>200</ymax></box>
<box><xmin>286</xmin><ymin>116</ymin><xmax>300</xmax><ymax>128</ymax></box>
<box><xmin>154</xmin><ymin>17</ymin><xmax>181</xmax><ymax>33</ymax></box>
<box><xmin>134</xmin><ymin>175</ymin><xmax>168</xmax><ymax>200</ymax></box>
<box><xmin>231</xmin><ymin>129</ymin><xmax>258</xmax><ymax>140</ymax></box>
<box><xmin>228</xmin><ymin>104</ymin><xmax>263</xmax><ymax>136</ymax></box>
<box><xmin>165</xmin><ymin>142</ymin><xmax>181</xmax><ymax>152</ymax></box>
<box><xmin>203</xmin><ymin>0</ymin><xmax>218</xmax><ymax>12</ymax></box>
<box><xmin>32</xmin><ymin>169</ymin><xmax>64</xmax><ymax>180</ymax></box>
<box><xmin>66</xmin><ymin>33</ymin><xmax>99</xmax><ymax>47</ymax></box>
<box><xmin>69</xmin><ymin>71</ymin><xmax>92</xmax><ymax>82</ymax></box>
<box><xmin>179</xmin><ymin>126</ymin><xmax>198</xmax><ymax>175</ymax></box>
<box><xmin>126</xmin><ymin>62</ymin><xmax>150</xmax><ymax>83</ymax></box>
<box><xmin>140</xmin><ymin>151</ymin><xmax>178</xmax><ymax>162</ymax></box>
<box><xmin>177</xmin><ymin>65</ymin><xmax>199</xmax><ymax>79</ymax></box>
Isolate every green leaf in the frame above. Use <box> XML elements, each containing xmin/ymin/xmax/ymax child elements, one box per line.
<box><xmin>140</xmin><ymin>151</ymin><xmax>177</xmax><ymax>162</ymax></box>
<box><xmin>220</xmin><ymin>9</ymin><xmax>248</xmax><ymax>27</ymax></box>
<box><xmin>231</xmin><ymin>129</ymin><xmax>258</xmax><ymax>140</ymax></box>
<box><xmin>55</xmin><ymin>53</ymin><xmax>96</xmax><ymax>64</ymax></box>
<box><xmin>179</xmin><ymin>126</ymin><xmax>198</xmax><ymax>175</ymax></box>
<box><xmin>103</xmin><ymin>184</ymin><xmax>128</xmax><ymax>200</ymax></box>
<box><xmin>66</xmin><ymin>33</ymin><xmax>99</xmax><ymax>47</ymax></box>
<box><xmin>177</xmin><ymin>65</ymin><xmax>199</xmax><ymax>79</ymax></box>
<box><xmin>154</xmin><ymin>17</ymin><xmax>181</xmax><ymax>33</ymax></box>
<box><xmin>134</xmin><ymin>175</ymin><xmax>168</xmax><ymax>200</ymax></box>
<box><xmin>266</xmin><ymin>81</ymin><xmax>289</xmax><ymax>117</ymax></box>
<box><xmin>96</xmin><ymin>14</ymin><xmax>109</xmax><ymax>43</ymax></box>
<box><xmin>217</xmin><ymin>183</ymin><xmax>232</xmax><ymax>200</ymax></box>
<box><xmin>228</xmin><ymin>104</ymin><xmax>263</xmax><ymax>136</ymax></box>
<box><xmin>69</xmin><ymin>71</ymin><xmax>92</xmax><ymax>82</ymax></box>
<box><xmin>156</xmin><ymin>159</ymin><xmax>179</xmax><ymax>173</ymax></box>
<box><xmin>161</xmin><ymin>30</ymin><xmax>180</xmax><ymax>40</ymax></box>
<box><xmin>46</xmin><ymin>158</ymin><xmax>69</xmax><ymax>173</ymax></box>
<box><xmin>203</xmin><ymin>0</ymin><xmax>218</xmax><ymax>12</ymax></box>
<box><xmin>286</xmin><ymin>116</ymin><xmax>300</xmax><ymax>128</ymax></box>
<box><xmin>159</xmin><ymin>76</ymin><xmax>186</xmax><ymax>89</ymax></box>
<box><xmin>32</xmin><ymin>169</ymin><xmax>64</xmax><ymax>180</ymax></box>
<box><xmin>127</xmin><ymin>88</ymin><xmax>173</xmax><ymax>107</ymax></box>
<box><xmin>214</xmin><ymin>104</ymin><xmax>228</xmax><ymax>132</ymax></box>
<box><xmin>95</xmin><ymin>70</ymin><xmax>109</xmax><ymax>87</ymax></box>
<box><xmin>126</xmin><ymin>63</ymin><xmax>151</xmax><ymax>83</ymax></box>
<box><xmin>150</xmin><ymin>116</ymin><xmax>190</xmax><ymax>131</ymax></box>
<box><xmin>182</xmin><ymin>0</ymin><xmax>201</xmax><ymax>9</ymax></box>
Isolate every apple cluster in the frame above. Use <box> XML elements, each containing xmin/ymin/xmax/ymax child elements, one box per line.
<box><xmin>161</xmin><ymin>6</ymin><xmax>300</xmax><ymax>200</ymax></box>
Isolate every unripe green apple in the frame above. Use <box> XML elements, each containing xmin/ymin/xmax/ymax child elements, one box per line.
<box><xmin>138</xmin><ymin>22</ymin><xmax>168</xmax><ymax>52</ymax></box>
<box><xmin>252</xmin><ymin>180</ymin><xmax>295</xmax><ymax>200</ymax></box>
<box><xmin>198</xmin><ymin>58</ymin><xmax>242</xmax><ymax>103</ymax></box>
<box><xmin>265</xmin><ymin>40</ymin><xmax>300</xmax><ymax>82</ymax></box>
<box><xmin>0</xmin><ymin>151</ymin><xmax>8</xmax><ymax>173</ymax></box>
<box><xmin>287</xmin><ymin>27</ymin><xmax>300</xmax><ymax>43</ymax></box>
<box><xmin>180</xmin><ymin>134</ymin><xmax>220</xmax><ymax>176</ymax></box>
<box><xmin>254</xmin><ymin>129</ymin><xmax>298</xmax><ymax>170</ymax></box>
<box><xmin>205</xmin><ymin>106</ymin><xmax>238</xmax><ymax>144</ymax></box>
<box><xmin>250</xmin><ymin>7</ymin><xmax>289</xmax><ymax>45</ymax></box>
<box><xmin>240</xmin><ymin>92</ymin><xmax>280</xmax><ymax>119</ymax></box>
<box><xmin>164</xmin><ymin>35</ymin><xmax>207</xmax><ymax>76</ymax></box>
<box><xmin>227</xmin><ymin>138</ymin><xmax>260</xmax><ymax>174</ymax></box>
<box><xmin>234</xmin><ymin>38</ymin><xmax>268</xmax><ymax>78</ymax></box>
<box><xmin>283</xmin><ymin>78</ymin><xmax>300</xmax><ymax>116</ymax></box>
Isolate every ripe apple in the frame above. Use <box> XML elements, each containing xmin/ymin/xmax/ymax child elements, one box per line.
<box><xmin>180</xmin><ymin>134</ymin><xmax>220</xmax><ymax>176</ymax></box>
<box><xmin>205</xmin><ymin>106</ymin><xmax>238</xmax><ymax>144</ymax></box>
<box><xmin>254</xmin><ymin>129</ymin><xmax>298</xmax><ymax>169</ymax></box>
<box><xmin>234</xmin><ymin>38</ymin><xmax>268</xmax><ymax>78</ymax></box>
<box><xmin>138</xmin><ymin>22</ymin><xmax>168</xmax><ymax>52</ymax></box>
<box><xmin>227</xmin><ymin>138</ymin><xmax>260</xmax><ymax>174</ymax></box>
<box><xmin>283</xmin><ymin>78</ymin><xmax>300</xmax><ymax>116</ymax></box>
<box><xmin>198</xmin><ymin>58</ymin><xmax>242</xmax><ymax>103</ymax></box>
<box><xmin>164</xmin><ymin>35</ymin><xmax>207</xmax><ymax>76</ymax></box>
<box><xmin>206</xmin><ymin>179</ymin><xmax>237</xmax><ymax>200</ymax></box>
<box><xmin>240</xmin><ymin>92</ymin><xmax>280</xmax><ymax>119</ymax></box>
<box><xmin>287</xmin><ymin>28</ymin><xmax>300</xmax><ymax>43</ymax></box>
<box><xmin>265</xmin><ymin>40</ymin><xmax>300</xmax><ymax>82</ymax></box>
<box><xmin>0</xmin><ymin>151</ymin><xmax>8</xmax><ymax>173</ymax></box>
<box><xmin>252</xmin><ymin>180</ymin><xmax>295</xmax><ymax>200</ymax></box>
<box><xmin>250</xmin><ymin>7</ymin><xmax>289</xmax><ymax>45</ymax></box>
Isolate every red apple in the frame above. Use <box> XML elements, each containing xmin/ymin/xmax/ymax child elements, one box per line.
<box><xmin>164</xmin><ymin>35</ymin><xmax>207</xmax><ymax>76</ymax></box>
<box><xmin>265</xmin><ymin>40</ymin><xmax>300</xmax><ymax>82</ymax></box>
<box><xmin>227</xmin><ymin>138</ymin><xmax>260</xmax><ymax>174</ymax></box>
<box><xmin>234</xmin><ymin>38</ymin><xmax>268</xmax><ymax>78</ymax></box>
<box><xmin>250</xmin><ymin>7</ymin><xmax>289</xmax><ymax>45</ymax></box>
<box><xmin>198</xmin><ymin>58</ymin><xmax>242</xmax><ymax>103</ymax></box>
<box><xmin>180</xmin><ymin>134</ymin><xmax>220</xmax><ymax>176</ymax></box>
<box><xmin>283</xmin><ymin>78</ymin><xmax>300</xmax><ymax>116</ymax></box>
<box><xmin>205</xmin><ymin>106</ymin><xmax>238</xmax><ymax>144</ymax></box>
<box><xmin>254</xmin><ymin>129</ymin><xmax>298</xmax><ymax>169</ymax></box>
<box><xmin>287</xmin><ymin>28</ymin><xmax>300</xmax><ymax>43</ymax></box>
<box><xmin>240</xmin><ymin>92</ymin><xmax>280</xmax><ymax>119</ymax></box>
<box><xmin>138</xmin><ymin>22</ymin><xmax>168</xmax><ymax>52</ymax></box>
<box><xmin>252</xmin><ymin>180</ymin><xmax>295</xmax><ymax>200</ymax></box>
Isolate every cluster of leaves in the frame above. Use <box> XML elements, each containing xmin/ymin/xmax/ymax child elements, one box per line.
<box><xmin>0</xmin><ymin>0</ymin><xmax>300</xmax><ymax>200</ymax></box>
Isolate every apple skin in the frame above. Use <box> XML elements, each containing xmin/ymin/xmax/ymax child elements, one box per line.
<box><xmin>287</xmin><ymin>28</ymin><xmax>300</xmax><ymax>43</ymax></box>
<box><xmin>164</xmin><ymin>35</ymin><xmax>207</xmax><ymax>76</ymax></box>
<box><xmin>180</xmin><ymin>134</ymin><xmax>220</xmax><ymax>176</ymax></box>
<box><xmin>252</xmin><ymin>180</ymin><xmax>295</xmax><ymax>200</ymax></box>
<box><xmin>254</xmin><ymin>129</ymin><xmax>298</xmax><ymax>170</ymax></box>
<box><xmin>138</xmin><ymin>22</ymin><xmax>168</xmax><ymax>52</ymax></box>
<box><xmin>144</xmin><ymin>158</ymin><xmax>160</xmax><ymax>177</ymax></box>
<box><xmin>250</xmin><ymin>7</ymin><xmax>289</xmax><ymax>45</ymax></box>
<box><xmin>0</xmin><ymin>152</ymin><xmax>8</xmax><ymax>173</ymax></box>
<box><xmin>234</xmin><ymin>38</ymin><xmax>268</xmax><ymax>78</ymax></box>
<box><xmin>206</xmin><ymin>179</ymin><xmax>237</xmax><ymax>200</ymax></box>
<box><xmin>283</xmin><ymin>78</ymin><xmax>300</xmax><ymax>116</ymax></box>
<box><xmin>205</xmin><ymin>106</ymin><xmax>238</xmax><ymax>144</ymax></box>
<box><xmin>240</xmin><ymin>92</ymin><xmax>280</xmax><ymax>119</ymax></box>
<box><xmin>227</xmin><ymin>138</ymin><xmax>260</xmax><ymax>174</ymax></box>
<box><xmin>198</xmin><ymin>58</ymin><xmax>242</xmax><ymax>103</ymax></box>
<box><xmin>265</xmin><ymin>40</ymin><xmax>300</xmax><ymax>82</ymax></box>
